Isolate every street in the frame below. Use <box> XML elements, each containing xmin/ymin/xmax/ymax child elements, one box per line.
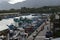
<box><xmin>28</xmin><ymin>21</ymin><xmax>50</xmax><ymax>40</ymax></box>
<box><xmin>35</xmin><ymin>21</ymin><xmax>50</xmax><ymax>40</ymax></box>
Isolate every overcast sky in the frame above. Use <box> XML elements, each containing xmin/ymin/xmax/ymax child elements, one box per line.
<box><xmin>0</xmin><ymin>0</ymin><xmax>26</xmax><ymax>4</ymax></box>
<box><xmin>0</xmin><ymin>0</ymin><xmax>60</xmax><ymax>10</ymax></box>
<box><xmin>0</xmin><ymin>0</ymin><xmax>60</xmax><ymax>4</ymax></box>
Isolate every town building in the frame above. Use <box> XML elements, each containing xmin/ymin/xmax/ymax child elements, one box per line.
<box><xmin>52</xmin><ymin>13</ymin><xmax>60</xmax><ymax>38</ymax></box>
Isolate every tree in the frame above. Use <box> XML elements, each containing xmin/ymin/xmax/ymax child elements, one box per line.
<box><xmin>50</xmin><ymin>14</ymin><xmax>55</xmax><ymax>22</ymax></box>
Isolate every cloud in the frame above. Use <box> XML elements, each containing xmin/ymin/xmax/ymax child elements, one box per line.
<box><xmin>0</xmin><ymin>0</ymin><xmax>26</xmax><ymax>4</ymax></box>
<box><xmin>0</xmin><ymin>0</ymin><xmax>60</xmax><ymax>10</ymax></box>
<box><xmin>8</xmin><ymin>0</ymin><xmax>26</xmax><ymax>4</ymax></box>
<box><xmin>0</xmin><ymin>0</ymin><xmax>8</xmax><ymax>3</ymax></box>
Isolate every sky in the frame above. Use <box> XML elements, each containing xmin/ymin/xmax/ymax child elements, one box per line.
<box><xmin>0</xmin><ymin>0</ymin><xmax>60</xmax><ymax>10</ymax></box>
<box><xmin>0</xmin><ymin>0</ymin><xmax>26</xmax><ymax>4</ymax></box>
<box><xmin>8</xmin><ymin>0</ymin><xmax>26</xmax><ymax>4</ymax></box>
<box><xmin>0</xmin><ymin>0</ymin><xmax>60</xmax><ymax>5</ymax></box>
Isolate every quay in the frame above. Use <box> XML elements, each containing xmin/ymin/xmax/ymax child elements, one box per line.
<box><xmin>28</xmin><ymin>21</ymin><xmax>48</xmax><ymax>40</ymax></box>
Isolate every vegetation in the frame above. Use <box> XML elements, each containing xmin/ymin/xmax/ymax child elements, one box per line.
<box><xmin>0</xmin><ymin>9</ymin><xmax>21</xmax><ymax>13</ymax></box>
<box><xmin>0</xmin><ymin>6</ymin><xmax>60</xmax><ymax>13</ymax></box>
<box><xmin>21</xmin><ymin>6</ymin><xmax>60</xmax><ymax>13</ymax></box>
<box><xmin>50</xmin><ymin>14</ymin><xmax>55</xmax><ymax>22</ymax></box>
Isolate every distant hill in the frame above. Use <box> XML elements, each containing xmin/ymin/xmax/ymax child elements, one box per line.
<box><xmin>0</xmin><ymin>6</ymin><xmax>60</xmax><ymax>13</ymax></box>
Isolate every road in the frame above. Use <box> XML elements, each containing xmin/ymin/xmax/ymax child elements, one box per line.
<box><xmin>28</xmin><ymin>21</ymin><xmax>50</xmax><ymax>40</ymax></box>
<box><xmin>35</xmin><ymin>21</ymin><xmax>50</xmax><ymax>40</ymax></box>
